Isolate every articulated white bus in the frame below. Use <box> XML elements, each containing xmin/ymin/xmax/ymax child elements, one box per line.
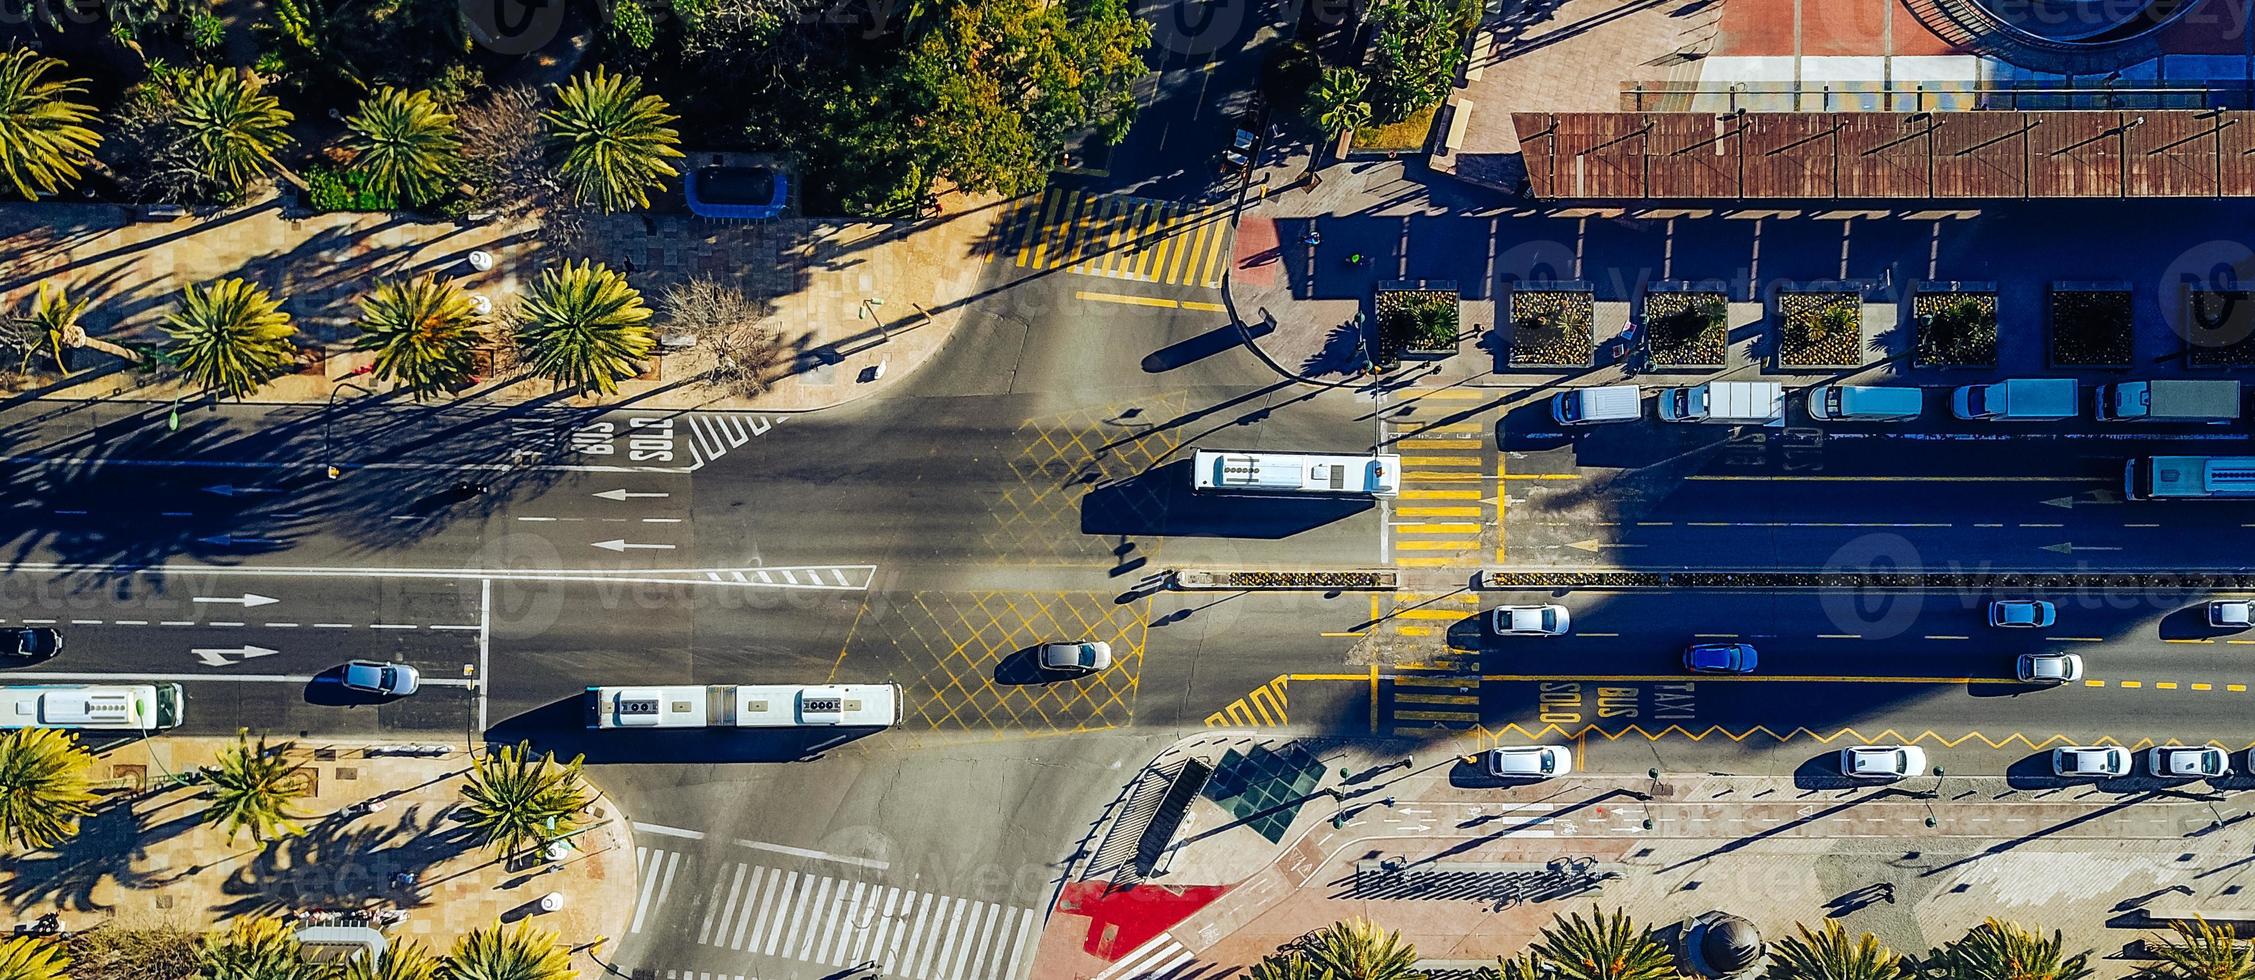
<box><xmin>585</xmin><ymin>683</ymin><xmax>902</xmax><ymax>730</ymax></box>
<box><xmin>1190</xmin><ymin>449</ymin><xmax>1402</xmax><ymax>497</ymax></box>
<box><xmin>0</xmin><ymin>684</ymin><xmax>184</xmax><ymax>731</ymax></box>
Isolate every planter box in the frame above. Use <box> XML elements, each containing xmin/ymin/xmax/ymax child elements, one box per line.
<box><xmin>1912</xmin><ymin>284</ymin><xmax>1999</xmax><ymax>369</ymax></box>
<box><xmin>1375</xmin><ymin>284</ymin><xmax>1464</xmax><ymax>360</ymax></box>
<box><xmin>2048</xmin><ymin>282</ymin><xmax>2133</xmax><ymax>369</ymax></box>
<box><xmin>1643</xmin><ymin>290</ymin><xmax>1729</xmax><ymax>369</ymax></box>
<box><xmin>1506</xmin><ymin>283</ymin><xmax>1594</xmax><ymax>368</ymax></box>
<box><xmin>1776</xmin><ymin>289</ymin><xmax>1864</xmax><ymax>369</ymax></box>
<box><xmin>2184</xmin><ymin>289</ymin><xmax>2255</xmax><ymax>368</ymax></box>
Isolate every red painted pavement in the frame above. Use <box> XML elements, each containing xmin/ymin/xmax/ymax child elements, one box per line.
<box><xmin>1055</xmin><ymin>881</ymin><xmax>1233</xmax><ymax>961</ymax></box>
<box><xmin>1234</xmin><ymin>214</ymin><xmax>1282</xmax><ymax>289</ymax></box>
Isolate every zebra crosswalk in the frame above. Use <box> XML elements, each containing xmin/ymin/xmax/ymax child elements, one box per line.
<box><xmin>1093</xmin><ymin>934</ymin><xmax>1203</xmax><ymax>979</ymax></box>
<box><xmin>683</xmin><ymin>413</ymin><xmax>788</xmax><ymax>467</ymax></box>
<box><xmin>633</xmin><ymin>847</ymin><xmax>1041</xmax><ymax>980</ymax></box>
<box><xmin>1006</xmin><ymin>188</ymin><xmax>1233</xmax><ymax>289</ymax></box>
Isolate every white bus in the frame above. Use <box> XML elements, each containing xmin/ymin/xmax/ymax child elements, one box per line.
<box><xmin>2126</xmin><ymin>456</ymin><xmax>2255</xmax><ymax>500</ymax></box>
<box><xmin>1190</xmin><ymin>449</ymin><xmax>1402</xmax><ymax>497</ymax></box>
<box><xmin>0</xmin><ymin>684</ymin><xmax>184</xmax><ymax>731</ymax></box>
<box><xmin>585</xmin><ymin>683</ymin><xmax>902</xmax><ymax>730</ymax></box>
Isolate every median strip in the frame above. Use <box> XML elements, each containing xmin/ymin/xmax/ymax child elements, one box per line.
<box><xmin>1479</xmin><ymin>569</ymin><xmax>2255</xmax><ymax>591</ymax></box>
<box><xmin>1173</xmin><ymin>569</ymin><xmax>1399</xmax><ymax>591</ymax></box>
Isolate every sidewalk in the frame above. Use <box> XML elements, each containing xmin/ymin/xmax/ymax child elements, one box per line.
<box><xmin>0</xmin><ymin>192</ymin><xmax>1015</xmax><ymax>413</ymax></box>
<box><xmin>1037</xmin><ymin>735</ymin><xmax>2255</xmax><ymax>978</ymax></box>
<box><xmin>8</xmin><ymin>736</ymin><xmax>636</xmax><ymax>972</ymax></box>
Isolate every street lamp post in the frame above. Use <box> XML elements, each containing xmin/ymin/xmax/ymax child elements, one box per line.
<box><xmin>324</xmin><ymin>379</ymin><xmax>376</xmax><ymax>478</ymax></box>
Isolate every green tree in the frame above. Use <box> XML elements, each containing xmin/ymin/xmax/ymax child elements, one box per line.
<box><xmin>1307</xmin><ymin>66</ymin><xmax>1372</xmax><ymax>143</ymax></box>
<box><xmin>0</xmin><ymin>935</ymin><xmax>69</xmax><ymax>980</ymax></box>
<box><xmin>171</xmin><ymin>66</ymin><xmax>294</xmax><ymax>199</ymax></box>
<box><xmin>18</xmin><ymin>282</ymin><xmax>142</xmax><ymax>373</ymax></box>
<box><xmin>354</xmin><ymin>275</ymin><xmax>484</xmax><ymax>399</ymax></box>
<box><xmin>1301</xmin><ymin>918</ymin><xmax>1419</xmax><ymax>980</ymax></box>
<box><xmin>1531</xmin><ymin>908</ymin><xmax>1676</xmax><ymax>980</ymax></box>
<box><xmin>902</xmin><ymin>0</ymin><xmax>1150</xmax><ymax>197</ymax></box>
<box><xmin>1366</xmin><ymin>0</ymin><xmax>1463</xmax><ymax>123</ymax></box>
<box><xmin>344</xmin><ymin>87</ymin><xmax>460</xmax><ymax>206</ymax></box>
<box><xmin>0</xmin><ymin>50</ymin><xmax>102</xmax><ymax>201</ymax></box>
<box><xmin>1485</xmin><ymin>953</ymin><xmax>1551</xmax><ymax>980</ymax></box>
<box><xmin>1926</xmin><ymin>920</ymin><xmax>2093</xmax><ymax>980</ymax></box>
<box><xmin>201</xmin><ymin>730</ymin><xmax>310</xmax><ymax>843</ymax></box>
<box><xmin>346</xmin><ymin>938</ymin><xmax>435</xmax><ymax>980</ymax></box>
<box><xmin>0</xmin><ymin>728</ymin><xmax>97</xmax><ymax>852</ymax></box>
<box><xmin>1247</xmin><ymin>952</ymin><xmax>1323</xmax><ymax>980</ymax></box>
<box><xmin>543</xmin><ymin>68</ymin><xmax>683</xmax><ymax>212</ymax></box>
<box><xmin>458</xmin><ymin>741</ymin><xmax>593</xmax><ymax>858</ymax></box>
<box><xmin>1764</xmin><ymin>920</ymin><xmax>1910</xmax><ymax>980</ymax></box>
<box><xmin>198</xmin><ymin>918</ymin><xmax>325</xmax><ymax>980</ymax></box>
<box><xmin>2143</xmin><ymin>918</ymin><xmax>2255</xmax><ymax>980</ymax></box>
<box><xmin>440</xmin><ymin>922</ymin><xmax>572</xmax><ymax>980</ymax></box>
<box><xmin>163</xmin><ymin>278</ymin><xmax>299</xmax><ymax>399</ymax></box>
<box><xmin>513</xmin><ymin>261</ymin><xmax>655</xmax><ymax>396</ymax></box>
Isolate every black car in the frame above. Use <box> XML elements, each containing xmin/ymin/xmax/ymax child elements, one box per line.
<box><xmin>5</xmin><ymin>628</ymin><xmax>61</xmax><ymax>661</ymax></box>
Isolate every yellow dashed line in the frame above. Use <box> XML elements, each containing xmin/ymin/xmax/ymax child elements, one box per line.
<box><xmin>2232</xmin><ymin>684</ymin><xmax>2248</xmax><ymax>692</ymax></box>
<box><xmin>2122</xmin><ymin>681</ymin><xmax>2144</xmax><ymax>688</ymax></box>
<box><xmin>1181</xmin><ymin>300</ymin><xmax>1228</xmax><ymax>312</ymax></box>
<box><xmin>2167</xmin><ymin>639</ymin><xmax>2215</xmax><ymax>645</ymax></box>
<box><xmin>2158</xmin><ymin>682</ymin><xmax>2179</xmax><ymax>690</ymax></box>
<box><xmin>2086</xmin><ymin>679</ymin><xmax>2107</xmax><ymax>687</ymax></box>
<box><xmin>2194</xmin><ymin>683</ymin><xmax>2214</xmax><ymax>691</ymax></box>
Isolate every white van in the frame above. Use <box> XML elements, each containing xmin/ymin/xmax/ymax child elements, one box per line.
<box><xmin>1551</xmin><ymin>386</ymin><xmax>1641</xmax><ymax>426</ymax></box>
<box><xmin>1806</xmin><ymin>385</ymin><xmax>1922</xmax><ymax>422</ymax></box>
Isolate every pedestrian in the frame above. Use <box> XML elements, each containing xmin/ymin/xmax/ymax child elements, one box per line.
<box><xmin>1302</xmin><ymin>228</ymin><xmax>1321</xmax><ymax>247</ymax></box>
<box><xmin>1878</xmin><ymin>882</ymin><xmax>1896</xmax><ymax>904</ymax></box>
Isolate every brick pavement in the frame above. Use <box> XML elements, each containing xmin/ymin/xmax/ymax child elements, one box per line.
<box><xmin>8</xmin><ymin>735</ymin><xmax>635</xmax><ymax>973</ymax></box>
<box><xmin>1036</xmin><ymin>736</ymin><xmax>2255</xmax><ymax>978</ymax></box>
<box><xmin>0</xmin><ymin>191</ymin><xmax>1015</xmax><ymax>413</ymax></box>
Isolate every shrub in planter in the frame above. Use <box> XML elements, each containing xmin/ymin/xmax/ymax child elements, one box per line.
<box><xmin>306</xmin><ymin>164</ymin><xmax>400</xmax><ymax>212</ymax></box>
<box><xmin>1778</xmin><ymin>292</ymin><xmax>1861</xmax><ymax>367</ymax></box>
<box><xmin>2049</xmin><ymin>290</ymin><xmax>2132</xmax><ymax>368</ymax></box>
<box><xmin>1645</xmin><ymin>292</ymin><xmax>1727</xmax><ymax>367</ymax></box>
<box><xmin>1377</xmin><ymin>289</ymin><xmax>1460</xmax><ymax>355</ymax></box>
<box><xmin>1913</xmin><ymin>292</ymin><xmax>1999</xmax><ymax>367</ymax></box>
<box><xmin>1508</xmin><ymin>291</ymin><xmax>1593</xmax><ymax>367</ymax></box>
<box><xmin>2187</xmin><ymin>290</ymin><xmax>2255</xmax><ymax>367</ymax></box>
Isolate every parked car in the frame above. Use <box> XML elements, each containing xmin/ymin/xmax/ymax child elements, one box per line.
<box><xmin>1839</xmin><ymin>745</ymin><xmax>1928</xmax><ymax>781</ymax></box>
<box><xmin>2016</xmin><ymin>652</ymin><xmax>2083</xmax><ymax>684</ymax></box>
<box><xmin>1684</xmin><ymin>643</ymin><xmax>1757</xmax><ymax>674</ymax></box>
<box><xmin>1039</xmin><ymin>641</ymin><xmax>1113</xmax><ymax>676</ymax></box>
<box><xmin>2210</xmin><ymin>600</ymin><xmax>2253</xmax><ymax>629</ymax></box>
<box><xmin>339</xmin><ymin>660</ymin><xmax>420</xmax><ymax>696</ymax></box>
<box><xmin>1490</xmin><ymin>605</ymin><xmax>1570</xmax><ymax>636</ymax></box>
<box><xmin>2</xmin><ymin>627</ymin><xmax>61</xmax><ymax>661</ymax></box>
<box><xmin>2051</xmin><ymin>745</ymin><xmax>2130</xmax><ymax>779</ymax></box>
<box><xmin>1988</xmin><ymin>599</ymin><xmax>2057</xmax><ymax>628</ymax></box>
<box><xmin>2149</xmin><ymin>746</ymin><xmax>2231</xmax><ymax>780</ymax></box>
<box><xmin>1485</xmin><ymin>745</ymin><xmax>1572</xmax><ymax>779</ymax></box>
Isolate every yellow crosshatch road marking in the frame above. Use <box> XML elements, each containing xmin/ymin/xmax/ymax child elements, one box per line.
<box><xmin>1398</xmin><ymin>540</ymin><xmax>1481</xmax><ymax>550</ymax></box>
<box><xmin>1401</xmin><ymin>507</ymin><xmax>1481</xmax><ymax>517</ymax></box>
<box><xmin>1402</xmin><ymin>456</ymin><xmax>1482</xmax><ymax>467</ymax></box>
<box><xmin>1398</xmin><ymin>439</ymin><xmax>1482</xmax><ymax>449</ymax></box>
<box><xmin>846</xmin><ymin>590</ymin><xmax>1148</xmax><ymax>736</ymax></box>
<box><xmin>1204</xmin><ymin>675</ymin><xmax>1288</xmax><ymax>728</ymax></box>
<box><xmin>1008</xmin><ymin>187</ymin><xmax>1232</xmax><ymax>288</ymax></box>
<box><xmin>1402</xmin><ymin>489</ymin><xmax>1482</xmax><ymax>500</ymax></box>
<box><xmin>1400</xmin><ymin>523</ymin><xmax>1482</xmax><ymax>534</ymax></box>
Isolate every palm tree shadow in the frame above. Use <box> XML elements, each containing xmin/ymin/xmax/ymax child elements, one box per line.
<box><xmin>208</xmin><ymin>803</ymin><xmax>477</xmax><ymax>919</ymax></box>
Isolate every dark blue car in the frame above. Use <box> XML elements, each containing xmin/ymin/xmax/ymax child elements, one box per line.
<box><xmin>1684</xmin><ymin>642</ymin><xmax>1757</xmax><ymax>674</ymax></box>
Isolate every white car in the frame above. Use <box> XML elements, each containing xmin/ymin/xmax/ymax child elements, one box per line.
<box><xmin>1485</xmin><ymin>745</ymin><xmax>1572</xmax><ymax>779</ymax></box>
<box><xmin>1490</xmin><ymin>605</ymin><xmax>1570</xmax><ymax>636</ymax></box>
<box><xmin>2150</xmin><ymin>746</ymin><xmax>2231</xmax><ymax>780</ymax></box>
<box><xmin>2052</xmin><ymin>745</ymin><xmax>2130</xmax><ymax>779</ymax></box>
<box><xmin>1988</xmin><ymin>599</ymin><xmax>2057</xmax><ymax>628</ymax></box>
<box><xmin>2210</xmin><ymin>600</ymin><xmax>2254</xmax><ymax>630</ymax></box>
<box><xmin>1039</xmin><ymin>641</ymin><xmax>1113</xmax><ymax>675</ymax></box>
<box><xmin>1839</xmin><ymin>745</ymin><xmax>1928</xmax><ymax>781</ymax></box>
<box><xmin>2016</xmin><ymin>652</ymin><xmax>2083</xmax><ymax>684</ymax></box>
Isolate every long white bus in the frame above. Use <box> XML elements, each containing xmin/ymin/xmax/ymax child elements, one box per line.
<box><xmin>1190</xmin><ymin>449</ymin><xmax>1402</xmax><ymax>497</ymax></box>
<box><xmin>0</xmin><ymin>684</ymin><xmax>184</xmax><ymax>731</ymax></box>
<box><xmin>585</xmin><ymin>683</ymin><xmax>902</xmax><ymax>730</ymax></box>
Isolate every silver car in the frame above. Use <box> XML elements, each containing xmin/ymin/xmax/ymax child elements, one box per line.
<box><xmin>1485</xmin><ymin>745</ymin><xmax>1571</xmax><ymax>779</ymax></box>
<box><xmin>2016</xmin><ymin>652</ymin><xmax>2083</xmax><ymax>684</ymax></box>
<box><xmin>340</xmin><ymin>660</ymin><xmax>420</xmax><ymax>696</ymax></box>
<box><xmin>2052</xmin><ymin>745</ymin><xmax>2130</xmax><ymax>779</ymax></box>
<box><xmin>1839</xmin><ymin>745</ymin><xmax>1928</xmax><ymax>781</ymax></box>
<box><xmin>2211</xmin><ymin>600</ymin><xmax>2253</xmax><ymax>629</ymax></box>
<box><xmin>1039</xmin><ymin>641</ymin><xmax>1113</xmax><ymax>675</ymax></box>
<box><xmin>2150</xmin><ymin>746</ymin><xmax>2230</xmax><ymax>780</ymax></box>
<box><xmin>1490</xmin><ymin>605</ymin><xmax>1570</xmax><ymax>636</ymax></box>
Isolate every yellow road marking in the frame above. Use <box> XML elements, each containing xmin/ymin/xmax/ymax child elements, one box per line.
<box><xmin>1401</xmin><ymin>507</ymin><xmax>1481</xmax><ymax>517</ymax></box>
<box><xmin>1369</xmin><ymin>664</ymin><xmax>1380</xmax><ymax>732</ymax></box>
<box><xmin>1394</xmin><ymin>556</ymin><xmax>1468</xmax><ymax>567</ymax></box>
<box><xmin>2194</xmin><ymin>683</ymin><xmax>2214</xmax><ymax>691</ymax></box>
<box><xmin>2122</xmin><ymin>681</ymin><xmax>2144</xmax><ymax>688</ymax></box>
<box><xmin>1404</xmin><ymin>473</ymin><xmax>1484</xmax><ymax>481</ymax></box>
<box><xmin>2158</xmin><ymin>682</ymin><xmax>2180</xmax><ymax>690</ymax></box>
<box><xmin>1402</xmin><ymin>457</ymin><xmax>1483</xmax><ymax>467</ymax></box>
<box><xmin>1401</xmin><ymin>489</ymin><xmax>1481</xmax><ymax>499</ymax></box>
<box><xmin>1075</xmin><ymin>290</ymin><xmax>1180</xmax><ymax>309</ymax></box>
<box><xmin>1397</xmin><ymin>609</ymin><xmax>1471</xmax><ymax>621</ymax></box>
<box><xmin>1397</xmin><ymin>542</ymin><xmax>1479</xmax><ymax>552</ymax></box>
<box><xmin>1399</xmin><ymin>693</ymin><xmax>1481</xmax><ymax>705</ymax></box>
<box><xmin>1498</xmin><ymin>474</ymin><xmax>1580</xmax><ymax>480</ymax></box>
<box><xmin>2229</xmin><ymin>640</ymin><xmax>2255</xmax><ymax>646</ymax></box>
<box><xmin>1399</xmin><ymin>522</ymin><xmax>1483</xmax><ymax>534</ymax></box>
<box><xmin>1181</xmin><ymin>300</ymin><xmax>1227</xmax><ymax>312</ymax></box>
<box><xmin>1473</xmin><ymin>674</ymin><xmax>2017</xmax><ymax>684</ymax></box>
<box><xmin>1686</xmin><ymin>475</ymin><xmax>2101</xmax><ymax>482</ymax></box>
<box><xmin>2086</xmin><ymin>679</ymin><xmax>2107</xmax><ymax>687</ymax></box>
<box><xmin>2167</xmin><ymin>639</ymin><xmax>2215</xmax><ymax>645</ymax></box>
<box><xmin>1397</xmin><ymin>625</ymin><xmax>1436</xmax><ymax>637</ymax></box>
<box><xmin>1318</xmin><ymin>631</ymin><xmax>1364</xmax><ymax>637</ymax></box>
<box><xmin>1398</xmin><ymin>439</ymin><xmax>1482</xmax><ymax>450</ymax></box>
<box><xmin>2233</xmin><ymin>684</ymin><xmax>2248</xmax><ymax>692</ymax></box>
<box><xmin>1025</xmin><ymin>189</ymin><xmax>1066</xmax><ymax>268</ymax></box>
<box><xmin>1582</xmin><ymin>632</ymin><xmax>1620</xmax><ymax>637</ymax></box>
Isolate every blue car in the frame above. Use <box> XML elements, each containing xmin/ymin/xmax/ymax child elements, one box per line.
<box><xmin>1684</xmin><ymin>642</ymin><xmax>1757</xmax><ymax>674</ymax></box>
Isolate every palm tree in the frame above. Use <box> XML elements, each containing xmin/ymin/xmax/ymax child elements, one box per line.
<box><xmin>164</xmin><ymin>278</ymin><xmax>299</xmax><ymax>399</ymax></box>
<box><xmin>0</xmin><ymin>50</ymin><xmax>101</xmax><ymax>201</ymax></box>
<box><xmin>202</xmin><ymin>730</ymin><xmax>310</xmax><ymax>843</ymax></box>
<box><xmin>0</xmin><ymin>728</ymin><xmax>97</xmax><ymax>852</ymax></box>
<box><xmin>1486</xmin><ymin>954</ymin><xmax>1552</xmax><ymax>980</ymax></box>
<box><xmin>440</xmin><ymin>921</ymin><xmax>573</xmax><ymax>980</ymax></box>
<box><xmin>458</xmin><ymin>741</ymin><xmax>592</xmax><ymax>859</ymax></box>
<box><xmin>1764</xmin><ymin>920</ymin><xmax>1910</xmax><ymax>980</ymax></box>
<box><xmin>1531</xmin><ymin>908</ymin><xmax>1677</xmax><ymax>980</ymax></box>
<box><xmin>171</xmin><ymin>65</ymin><xmax>294</xmax><ymax>198</ymax></box>
<box><xmin>19</xmin><ymin>282</ymin><xmax>142</xmax><ymax>373</ymax></box>
<box><xmin>346</xmin><ymin>937</ymin><xmax>436</xmax><ymax>980</ymax></box>
<box><xmin>1926</xmin><ymin>919</ymin><xmax>2093</xmax><ymax>980</ymax></box>
<box><xmin>543</xmin><ymin>68</ymin><xmax>683</xmax><ymax>212</ymax></box>
<box><xmin>344</xmin><ymin>87</ymin><xmax>461</xmax><ymax>206</ymax></box>
<box><xmin>513</xmin><ymin>260</ymin><xmax>655</xmax><ymax>396</ymax></box>
<box><xmin>1299</xmin><ymin>918</ymin><xmax>1419</xmax><ymax>980</ymax></box>
<box><xmin>1308</xmin><ymin>66</ymin><xmax>1372</xmax><ymax>144</ymax></box>
<box><xmin>354</xmin><ymin>276</ymin><xmax>485</xmax><ymax>399</ymax></box>
<box><xmin>198</xmin><ymin>918</ymin><xmax>320</xmax><ymax>980</ymax></box>
<box><xmin>1247</xmin><ymin>952</ymin><xmax>1323</xmax><ymax>980</ymax></box>
<box><xmin>0</xmin><ymin>935</ymin><xmax>68</xmax><ymax>980</ymax></box>
<box><xmin>2143</xmin><ymin>918</ymin><xmax>2255</xmax><ymax>980</ymax></box>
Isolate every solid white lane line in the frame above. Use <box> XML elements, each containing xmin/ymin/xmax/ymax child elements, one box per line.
<box><xmin>477</xmin><ymin>576</ymin><xmax>491</xmax><ymax>733</ymax></box>
<box><xmin>632</xmin><ymin>822</ymin><xmax>707</xmax><ymax>840</ymax></box>
<box><xmin>430</xmin><ymin>625</ymin><xmax>480</xmax><ymax>631</ymax></box>
<box><xmin>728</xmin><ymin>835</ymin><xmax>890</xmax><ymax>871</ymax></box>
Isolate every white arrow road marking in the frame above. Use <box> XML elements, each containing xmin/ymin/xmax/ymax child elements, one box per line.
<box><xmin>194</xmin><ymin>593</ymin><xmax>280</xmax><ymax>607</ymax></box>
<box><xmin>201</xmin><ymin>484</ymin><xmax>280</xmax><ymax>497</ymax></box>
<box><xmin>593</xmin><ymin>540</ymin><xmax>676</xmax><ymax>552</ymax></box>
<box><xmin>192</xmin><ymin>645</ymin><xmax>278</xmax><ymax>667</ymax></box>
<box><xmin>1564</xmin><ymin>539</ymin><xmax>1647</xmax><ymax>553</ymax></box>
<box><xmin>593</xmin><ymin>489</ymin><xmax>671</xmax><ymax>501</ymax></box>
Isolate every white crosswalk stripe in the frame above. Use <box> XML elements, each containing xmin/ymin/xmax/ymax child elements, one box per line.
<box><xmin>684</xmin><ymin>412</ymin><xmax>786</xmax><ymax>466</ymax></box>
<box><xmin>1092</xmin><ymin>934</ymin><xmax>1201</xmax><ymax>980</ymax></box>
<box><xmin>637</xmin><ymin>853</ymin><xmax>1042</xmax><ymax>980</ymax></box>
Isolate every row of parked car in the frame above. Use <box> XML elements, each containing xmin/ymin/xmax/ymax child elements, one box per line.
<box><xmin>1550</xmin><ymin>378</ymin><xmax>2245</xmax><ymax>426</ymax></box>
<box><xmin>1486</xmin><ymin>743</ymin><xmax>2239</xmax><ymax>781</ymax></box>
<box><xmin>1493</xmin><ymin>599</ymin><xmax>2255</xmax><ymax>636</ymax></box>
